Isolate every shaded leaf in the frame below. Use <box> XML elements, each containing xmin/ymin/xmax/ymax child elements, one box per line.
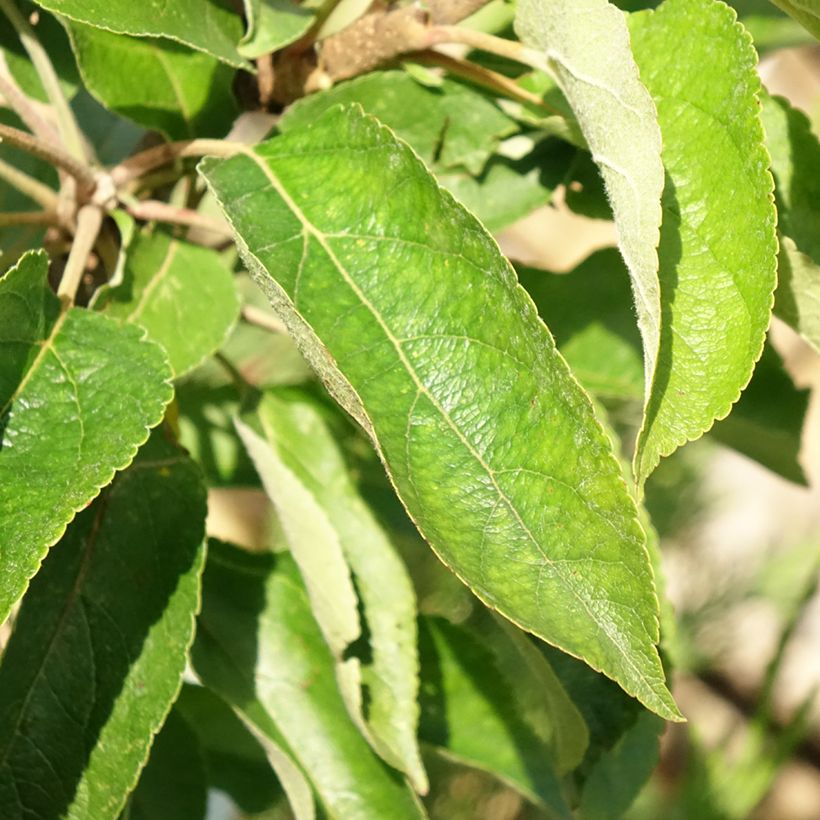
<box><xmin>629</xmin><ymin>0</ymin><xmax>777</xmax><ymax>483</ymax></box>
<box><xmin>775</xmin><ymin>237</ymin><xmax>820</xmax><ymax>355</ymax></box>
<box><xmin>251</xmin><ymin>389</ymin><xmax>426</xmax><ymax>791</ymax></box>
<box><xmin>0</xmin><ymin>251</ymin><xmax>173</xmax><ymax>624</ymax></box>
<box><xmin>127</xmin><ymin>709</ymin><xmax>208</xmax><ymax>820</ymax></box>
<box><xmin>419</xmin><ymin>617</ymin><xmax>572</xmax><ymax>818</ymax></box>
<box><xmin>71</xmin><ymin>89</ymin><xmax>145</xmax><ymax>165</ymax></box>
<box><xmin>93</xmin><ymin>230</ymin><xmax>240</xmax><ymax>376</ymax></box>
<box><xmin>768</xmin><ymin>0</ymin><xmax>820</xmax><ymax>39</ymax></box>
<box><xmin>175</xmin><ymin>684</ymin><xmax>282</xmax><ymax>815</ymax></box>
<box><xmin>579</xmin><ymin>712</ymin><xmax>662</xmax><ymax>819</ymax></box>
<box><xmin>515</xmin><ymin>0</ymin><xmax>664</xmax><ymax>393</ymax></box>
<box><xmin>32</xmin><ymin>0</ymin><xmax>249</xmax><ymax>67</ymax></box>
<box><xmin>518</xmin><ymin>249</ymin><xmax>644</xmax><ymax>401</ymax></box>
<box><xmin>0</xmin><ymin>432</ymin><xmax>206</xmax><ymax>819</ymax></box>
<box><xmin>710</xmin><ymin>341</ymin><xmax>809</xmax><ymax>484</ymax></box>
<box><xmin>240</xmin><ymin>0</ymin><xmax>315</xmax><ymax>58</ymax></box>
<box><xmin>66</xmin><ymin>22</ymin><xmax>238</xmax><ymax>140</ymax></box>
<box><xmin>279</xmin><ymin>70</ymin><xmax>517</xmax><ymax>175</ymax></box>
<box><xmin>192</xmin><ymin>541</ymin><xmax>425</xmax><ymax>819</ymax></box>
<box><xmin>199</xmin><ymin>106</ymin><xmax>680</xmax><ymax>720</ymax></box>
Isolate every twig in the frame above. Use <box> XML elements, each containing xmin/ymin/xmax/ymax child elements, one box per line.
<box><xmin>0</xmin><ymin>59</ymin><xmax>59</xmax><ymax>145</ymax></box>
<box><xmin>57</xmin><ymin>203</ymin><xmax>103</xmax><ymax>303</ymax></box>
<box><xmin>427</xmin><ymin>25</ymin><xmax>547</xmax><ymax>73</ymax></box>
<box><xmin>0</xmin><ymin>156</ymin><xmax>59</xmax><ymax>209</ymax></box>
<box><xmin>409</xmin><ymin>49</ymin><xmax>561</xmax><ymax>113</ymax></box>
<box><xmin>0</xmin><ymin>0</ymin><xmax>88</xmax><ymax>162</ymax></box>
<box><xmin>125</xmin><ymin>198</ymin><xmax>230</xmax><ymax>236</ymax></box>
<box><xmin>241</xmin><ymin>304</ymin><xmax>286</xmax><ymax>335</ymax></box>
<box><xmin>256</xmin><ymin>53</ymin><xmax>276</xmax><ymax>110</ymax></box>
<box><xmin>0</xmin><ymin>122</ymin><xmax>96</xmax><ymax>190</ymax></box>
<box><xmin>0</xmin><ymin>210</ymin><xmax>57</xmax><ymax>226</ymax></box>
<box><xmin>111</xmin><ymin>139</ymin><xmax>243</xmax><ymax>188</ymax></box>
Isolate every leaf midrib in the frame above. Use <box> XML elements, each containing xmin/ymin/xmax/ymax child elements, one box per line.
<box><xmin>239</xmin><ymin>147</ymin><xmax>656</xmax><ymax>694</ymax></box>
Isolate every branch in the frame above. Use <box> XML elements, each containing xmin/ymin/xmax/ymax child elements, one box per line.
<box><xmin>0</xmin><ymin>0</ymin><xmax>88</xmax><ymax>162</ymax></box>
<box><xmin>0</xmin><ymin>210</ymin><xmax>57</xmax><ymax>226</ymax></box>
<box><xmin>0</xmin><ymin>122</ymin><xmax>96</xmax><ymax>190</ymax></box>
<box><xmin>315</xmin><ymin>0</ymin><xmax>494</xmax><ymax>88</ymax></box>
<box><xmin>241</xmin><ymin>304</ymin><xmax>287</xmax><ymax>335</ymax></box>
<box><xmin>110</xmin><ymin>139</ymin><xmax>243</xmax><ymax>188</ymax></box>
<box><xmin>57</xmin><ymin>203</ymin><xmax>103</xmax><ymax>303</ymax></box>
<box><xmin>427</xmin><ymin>26</ymin><xmax>547</xmax><ymax>72</ymax></box>
<box><xmin>0</xmin><ymin>58</ymin><xmax>60</xmax><ymax>145</ymax></box>
<box><xmin>0</xmin><ymin>156</ymin><xmax>59</xmax><ymax>209</ymax></box>
<box><xmin>125</xmin><ymin>198</ymin><xmax>230</xmax><ymax>237</ymax></box>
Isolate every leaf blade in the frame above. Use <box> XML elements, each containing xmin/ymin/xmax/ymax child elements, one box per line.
<box><xmin>199</xmin><ymin>106</ymin><xmax>680</xmax><ymax>720</ymax></box>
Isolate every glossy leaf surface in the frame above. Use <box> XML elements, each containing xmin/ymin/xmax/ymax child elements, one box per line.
<box><xmin>0</xmin><ymin>432</ymin><xmax>206</xmax><ymax>819</ymax></box>
<box><xmin>199</xmin><ymin>106</ymin><xmax>679</xmax><ymax>719</ymax></box>
<box><xmin>192</xmin><ymin>541</ymin><xmax>424</xmax><ymax>819</ymax></box>
<box><xmin>630</xmin><ymin>0</ymin><xmax>777</xmax><ymax>483</ymax></box>
<box><xmin>94</xmin><ymin>230</ymin><xmax>239</xmax><ymax>376</ymax></box>
<box><xmin>0</xmin><ymin>251</ymin><xmax>173</xmax><ymax>624</ymax></box>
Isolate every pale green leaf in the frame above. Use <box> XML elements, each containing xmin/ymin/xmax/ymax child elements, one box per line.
<box><xmin>127</xmin><ymin>710</ymin><xmax>208</xmax><ymax>820</ymax></box>
<box><xmin>419</xmin><ymin>617</ymin><xmax>572</xmax><ymax>818</ymax></box>
<box><xmin>253</xmin><ymin>389</ymin><xmax>426</xmax><ymax>792</ymax></box>
<box><xmin>579</xmin><ymin>712</ymin><xmax>662</xmax><ymax>819</ymax></box>
<box><xmin>0</xmin><ymin>432</ymin><xmax>206</xmax><ymax>819</ymax></box>
<box><xmin>768</xmin><ymin>0</ymin><xmax>820</xmax><ymax>39</ymax></box>
<box><xmin>174</xmin><ymin>684</ymin><xmax>282</xmax><ymax>815</ymax></box>
<box><xmin>240</xmin><ymin>0</ymin><xmax>315</xmax><ymax>58</ymax></box>
<box><xmin>192</xmin><ymin>541</ymin><xmax>425</xmax><ymax>819</ymax></box>
<box><xmin>66</xmin><ymin>22</ymin><xmax>238</xmax><ymax>140</ymax></box>
<box><xmin>776</xmin><ymin>237</ymin><xmax>820</xmax><ymax>355</ymax></box>
<box><xmin>515</xmin><ymin>0</ymin><xmax>664</xmax><ymax>393</ymax></box>
<box><xmin>0</xmin><ymin>250</ymin><xmax>173</xmax><ymax>625</ymax></box>
<box><xmin>629</xmin><ymin>0</ymin><xmax>777</xmax><ymax>484</ymax></box>
<box><xmin>198</xmin><ymin>106</ymin><xmax>680</xmax><ymax>720</ymax></box>
<box><xmin>93</xmin><ymin>230</ymin><xmax>240</xmax><ymax>376</ymax></box>
<box><xmin>32</xmin><ymin>0</ymin><xmax>249</xmax><ymax>67</ymax></box>
<box><xmin>710</xmin><ymin>340</ymin><xmax>809</xmax><ymax>483</ymax></box>
<box><xmin>279</xmin><ymin>70</ymin><xmax>518</xmax><ymax>175</ymax></box>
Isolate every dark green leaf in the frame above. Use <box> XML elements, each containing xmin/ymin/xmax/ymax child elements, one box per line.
<box><xmin>0</xmin><ymin>432</ymin><xmax>206</xmax><ymax>818</ymax></box>
<box><xmin>629</xmin><ymin>0</ymin><xmax>777</xmax><ymax>483</ymax></box>
<box><xmin>279</xmin><ymin>70</ymin><xmax>517</xmax><ymax>175</ymax></box>
<box><xmin>66</xmin><ymin>22</ymin><xmax>238</xmax><ymax>140</ymax></box>
<box><xmin>419</xmin><ymin>617</ymin><xmax>572</xmax><ymax>818</ymax></box>
<box><xmin>175</xmin><ymin>684</ymin><xmax>282</xmax><ymax>815</ymax></box>
<box><xmin>127</xmin><ymin>710</ymin><xmax>208</xmax><ymax>820</ymax></box>
<box><xmin>240</xmin><ymin>0</ymin><xmax>315</xmax><ymax>58</ymax></box>
<box><xmin>192</xmin><ymin>541</ymin><xmax>425</xmax><ymax>819</ymax></box>
<box><xmin>93</xmin><ymin>230</ymin><xmax>240</xmax><ymax>376</ymax></box>
<box><xmin>0</xmin><ymin>251</ymin><xmax>173</xmax><ymax>624</ymax></box>
<box><xmin>32</xmin><ymin>0</ymin><xmax>249</xmax><ymax>67</ymax></box>
<box><xmin>199</xmin><ymin>106</ymin><xmax>680</xmax><ymax>720</ymax></box>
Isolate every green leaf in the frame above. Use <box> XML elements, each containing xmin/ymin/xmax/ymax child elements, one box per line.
<box><xmin>0</xmin><ymin>432</ymin><xmax>206</xmax><ymax>819</ymax></box>
<box><xmin>32</xmin><ymin>0</ymin><xmax>249</xmax><ymax>67</ymax></box>
<box><xmin>199</xmin><ymin>106</ymin><xmax>680</xmax><ymax>720</ymax></box>
<box><xmin>775</xmin><ymin>237</ymin><xmax>820</xmax><ymax>355</ymax></box>
<box><xmin>515</xmin><ymin>0</ymin><xmax>664</xmax><ymax>395</ymax></box>
<box><xmin>0</xmin><ymin>251</ymin><xmax>173</xmax><ymax>625</ymax></box>
<box><xmin>710</xmin><ymin>341</ymin><xmax>809</xmax><ymax>484</ymax></box>
<box><xmin>127</xmin><ymin>709</ymin><xmax>208</xmax><ymax>820</ymax></box>
<box><xmin>250</xmin><ymin>389</ymin><xmax>427</xmax><ymax>791</ymax></box>
<box><xmin>279</xmin><ymin>70</ymin><xmax>518</xmax><ymax>175</ymax></box>
<box><xmin>437</xmin><ymin>138</ymin><xmax>574</xmax><ymax>233</ymax></box>
<box><xmin>240</xmin><ymin>0</ymin><xmax>315</xmax><ymax>59</ymax></box>
<box><xmin>93</xmin><ymin>230</ymin><xmax>240</xmax><ymax>376</ymax></box>
<box><xmin>192</xmin><ymin>541</ymin><xmax>425</xmax><ymax>819</ymax></box>
<box><xmin>419</xmin><ymin>617</ymin><xmax>572</xmax><ymax>817</ymax></box>
<box><xmin>761</xmin><ymin>93</ymin><xmax>820</xmax><ymax>264</ymax></box>
<box><xmin>629</xmin><ymin>0</ymin><xmax>777</xmax><ymax>484</ymax></box>
<box><xmin>768</xmin><ymin>0</ymin><xmax>820</xmax><ymax>39</ymax></box>
<box><xmin>175</xmin><ymin>684</ymin><xmax>282</xmax><ymax>815</ymax></box>
<box><xmin>71</xmin><ymin>89</ymin><xmax>145</xmax><ymax>165</ymax></box>
<box><xmin>518</xmin><ymin>249</ymin><xmax>644</xmax><ymax>401</ymax></box>
<box><xmin>579</xmin><ymin>712</ymin><xmax>662</xmax><ymax>819</ymax></box>
<box><xmin>66</xmin><ymin>22</ymin><xmax>238</xmax><ymax>140</ymax></box>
